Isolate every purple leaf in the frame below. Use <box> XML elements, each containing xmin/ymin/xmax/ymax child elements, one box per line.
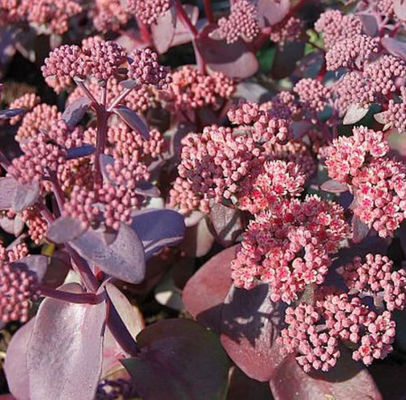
<box><xmin>269</xmin><ymin>349</ymin><xmax>382</xmax><ymax>400</ymax></box>
<box><xmin>130</xmin><ymin>209</ymin><xmax>185</xmax><ymax>260</ymax></box>
<box><xmin>257</xmin><ymin>0</ymin><xmax>290</xmax><ymax>26</ymax></box>
<box><xmin>181</xmin><ymin>217</ymin><xmax>215</xmax><ymax>257</ymax></box>
<box><xmin>4</xmin><ymin>319</ymin><xmax>35</xmax><ymax>400</ymax></box>
<box><xmin>134</xmin><ymin>180</ymin><xmax>160</xmax><ymax>197</ymax></box>
<box><xmin>121</xmin><ymin>319</ymin><xmax>229</xmax><ymax>400</ymax></box>
<box><xmin>220</xmin><ymin>284</ymin><xmax>286</xmax><ymax>382</ymax></box>
<box><xmin>0</xmin><ymin>108</ymin><xmax>25</xmax><ymax>120</ymax></box>
<box><xmin>382</xmin><ymin>36</ymin><xmax>406</xmax><ymax>60</ymax></box>
<box><xmin>119</xmin><ymin>79</ymin><xmax>139</xmax><ymax>90</ymax></box>
<box><xmin>113</xmin><ymin>105</ymin><xmax>150</xmax><ymax>139</ymax></box>
<box><xmin>369</xmin><ymin>362</ymin><xmax>406</xmax><ymax>400</ymax></box>
<box><xmin>0</xmin><ymin>177</ymin><xmax>18</xmax><ymax>210</ymax></box>
<box><xmin>12</xmin><ymin>180</ymin><xmax>40</xmax><ymax>212</ymax></box>
<box><xmin>182</xmin><ymin>245</ymin><xmax>236</xmax><ymax>331</ymax></box>
<box><xmin>62</xmin><ymin>96</ymin><xmax>91</xmax><ymax>127</ymax></box>
<box><xmin>151</xmin><ymin>6</ymin><xmax>177</xmax><ymax>54</ymax></box>
<box><xmin>291</xmin><ymin>121</ymin><xmax>313</xmax><ymax>139</ymax></box>
<box><xmin>170</xmin><ymin>5</ymin><xmax>199</xmax><ymax>47</ymax></box>
<box><xmin>27</xmin><ymin>283</ymin><xmax>107</xmax><ymax>400</ymax></box>
<box><xmin>395</xmin><ymin>0</ymin><xmax>406</xmax><ymax>20</ymax></box>
<box><xmin>234</xmin><ymin>82</ymin><xmax>270</xmax><ymax>103</ymax></box>
<box><xmin>208</xmin><ymin>204</ymin><xmax>243</xmax><ymax>246</ymax></box>
<box><xmin>197</xmin><ymin>26</ymin><xmax>259</xmax><ymax>79</ymax></box>
<box><xmin>358</xmin><ymin>13</ymin><xmax>379</xmax><ymax>37</ymax></box>
<box><xmin>0</xmin><ymin>214</ymin><xmax>24</xmax><ymax>235</ymax></box>
<box><xmin>66</xmin><ymin>145</ymin><xmax>95</xmax><ymax>160</ymax></box>
<box><xmin>343</xmin><ymin>103</ymin><xmax>369</xmax><ymax>125</ymax></box>
<box><xmin>47</xmin><ymin>216</ymin><xmax>86</xmax><ymax>243</ymax></box>
<box><xmin>227</xmin><ymin>367</ymin><xmax>273</xmax><ymax>400</ymax></box>
<box><xmin>271</xmin><ymin>41</ymin><xmax>305</xmax><ymax>79</ymax></box>
<box><xmin>71</xmin><ymin>224</ymin><xmax>145</xmax><ymax>283</ymax></box>
<box><xmin>352</xmin><ymin>215</ymin><xmax>370</xmax><ymax>243</ymax></box>
<box><xmin>13</xmin><ymin>254</ymin><xmax>48</xmax><ymax>282</ymax></box>
<box><xmin>320</xmin><ymin>180</ymin><xmax>349</xmax><ymax>194</ymax></box>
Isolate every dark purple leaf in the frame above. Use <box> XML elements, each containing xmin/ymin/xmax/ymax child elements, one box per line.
<box><xmin>171</xmin><ymin>5</ymin><xmax>199</xmax><ymax>47</ymax></box>
<box><xmin>47</xmin><ymin>216</ymin><xmax>86</xmax><ymax>243</ymax></box>
<box><xmin>102</xmin><ymin>283</ymin><xmax>144</xmax><ymax>377</ymax></box>
<box><xmin>233</xmin><ymin>82</ymin><xmax>270</xmax><ymax>103</ymax></box>
<box><xmin>369</xmin><ymin>362</ymin><xmax>406</xmax><ymax>400</ymax></box>
<box><xmin>62</xmin><ymin>96</ymin><xmax>91</xmax><ymax>127</ymax></box>
<box><xmin>66</xmin><ymin>145</ymin><xmax>95</xmax><ymax>160</ymax></box>
<box><xmin>182</xmin><ymin>245</ymin><xmax>236</xmax><ymax>331</ymax></box>
<box><xmin>134</xmin><ymin>180</ymin><xmax>160</xmax><ymax>197</ymax></box>
<box><xmin>71</xmin><ymin>224</ymin><xmax>145</xmax><ymax>283</ymax></box>
<box><xmin>343</xmin><ymin>103</ymin><xmax>369</xmax><ymax>125</ymax></box>
<box><xmin>4</xmin><ymin>319</ymin><xmax>35</xmax><ymax>400</ymax></box>
<box><xmin>130</xmin><ymin>209</ymin><xmax>185</xmax><ymax>260</ymax></box>
<box><xmin>271</xmin><ymin>41</ymin><xmax>305</xmax><ymax>79</ymax></box>
<box><xmin>113</xmin><ymin>105</ymin><xmax>150</xmax><ymax>139</ymax></box>
<box><xmin>0</xmin><ymin>108</ymin><xmax>25</xmax><ymax>120</ymax></box>
<box><xmin>358</xmin><ymin>14</ymin><xmax>379</xmax><ymax>37</ymax></box>
<box><xmin>12</xmin><ymin>180</ymin><xmax>40</xmax><ymax>212</ymax></box>
<box><xmin>269</xmin><ymin>349</ymin><xmax>382</xmax><ymax>400</ymax></box>
<box><xmin>0</xmin><ymin>177</ymin><xmax>18</xmax><ymax>210</ymax></box>
<box><xmin>13</xmin><ymin>254</ymin><xmax>48</xmax><ymax>282</ymax></box>
<box><xmin>256</xmin><ymin>0</ymin><xmax>290</xmax><ymax>26</ymax></box>
<box><xmin>227</xmin><ymin>367</ymin><xmax>273</xmax><ymax>400</ymax></box>
<box><xmin>320</xmin><ymin>180</ymin><xmax>349</xmax><ymax>194</ymax></box>
<box><xmin>291</xmin><ymin>121</ymin><xmax>313</xmax><ymax>139</ymax></box>
<box><xmin>121</xmin><ymin>319</ymin><xmax>229</xmax><ymax>400</ymax></box>
<box><xmin>209</xmin><ymin>204</ymin><xmax>243</xmax><ymax>246</ymax></box>
<box><xmin>395</xmin><ymin>0</ymin><xmax>406</xmax><ymax>20</ymax></box>
<box><xmin>220</xmin><ymin>284</ymin><xmax>286</xmax><ymax>381</ymax></box>
<box><xmin>151</xmin><ymin>6</ymin><xmax>177</xmax><ymax>54</ymax></box>
<box><xmin>382</xmin><ymin>37</ymin><xmax>406</xmax><ymax>60</ymax></box>
<box><xmin>352</xmin><ymin>215</ymin><xmax>370</xmax><ymax>243</ymax></box>
<box><xmin>27</xmin><ymin>283</ymin><xmax>107</xmax><ymax>400</ymax></box>
<box><xmin>196</xmin><ymin>26</ymin><xmax>259</xmax><ymax>79</ymax></box>
<box><xmin>181</xmin><ymin>217</ymin><xmax>215</xmax><ymax>257</ymax></box>
<box><xmin>119</xmin><ymin>79</ymin><xmax>139</xmax><ymax>90</ymax></box>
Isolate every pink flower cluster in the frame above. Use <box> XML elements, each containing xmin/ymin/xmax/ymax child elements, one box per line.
<box><xmin>339</xmin><ymin>254</ymin><xmax>406</xmax><ymax>311</ymax></box>
<box><xmin>231</xmin><ymin>196</ymin><xmax>349</xmax><ymax>303</ymax></box>
<box><xmin>293</xmin><ymin>79</ymin><xmax>331</xmax><ymax>114</ymax></box>
<box><xmin>213</xmin><ymin>0</ymin><xmax>260</xmax><ymax>44</ymax></box>
<box><xmin>269</xmin><ymin>17</ymin><xmax>303</xmax><ymax>45</ymax></box>
<box><xmin>9</xmin><ymin>93</ymin><xmax>40</xmax><ymax>125</ymax></box>
<box><xmin>166</xmin><ymin>66</ymin><xmax>235</xmax><ymax>111</ymax></box>
<box><xmin>278</xmin><ymin>292</ymin><xmax>396</xmax><ymax>372</ymax></box>
<box><xmin>127</xmin><ymin>0</ymin><xmax>172</xmax><ymax>25</ymax></box>
<box><xmin>91</xmin><ymin>0</ymin><xmax>130</xmax><ymax>33</ymax></box>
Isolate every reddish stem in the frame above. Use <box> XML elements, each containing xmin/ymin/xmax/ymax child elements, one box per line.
<box><xmin>94</xmin><ymin>106</ymin><xmax>109</xmax><ymax>187</ymax></box>
<box><xmin>203</xmin><ymin>0</ymin><xmax>214</xmax><ymax>24</ymax></box>
<box><xmin>38</xmin><ymin>286</ymin><xmax>106</xmax><ymax>304</ymax></box>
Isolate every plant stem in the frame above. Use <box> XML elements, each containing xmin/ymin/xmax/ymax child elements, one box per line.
<box><xmin>94</xmin><ymin>106</ymin><xmax>109</xmax><ymax>186</ymax></box>
<box><xmin>38</xmin><ymin>286</ymin><xmax>105</xmax><ymax>304</ymax></box>
<box><xmin>203</xmin><ymin>0</ymin><xmax>214</xmax><ymax>24</ymax></box>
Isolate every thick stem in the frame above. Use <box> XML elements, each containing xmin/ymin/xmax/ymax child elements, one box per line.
<box><xmin>38</xmin><ymin>286</ymin><xmax>105</xmax><ymax>304</ymax></box>
<box><xmin>106</xmin><ymin>297</ymin><xmax>141</xmax><ymax>356</ymax></box>
<box><xmin>107</xmin><ymin>87</ymin><xmax>133</xmax><ymax>112</ymax></box>
<box><xmin>203</xmin><ymin>0</ymin><xmax>214</xmax><ymax>24</ymax></box>
<box><xmin>94</xmin><ymin>107</ymin><xmax>109</xmax><ymax>186</ymax></box>
<box><xmin>74</xmin><ymin>77</ymin><xmax>99</xmax><ymax>106</ymax></box>
<box><xmin>175</xmin><ymin>0</ymin><xmax>207</xmax><ymax>74</ymax></box>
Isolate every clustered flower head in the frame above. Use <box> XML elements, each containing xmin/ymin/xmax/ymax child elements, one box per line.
<box><xmin>269</xmin><ymin>16</ymin><xmax>303</xmax><ymax>45</ymax></box>
<box><xmin>293</xmin><ymin>79</ymin><xmax>331</xmax><ymax>114</ymax></box>
<box><xmin>278</xmin><ymin>292</ymin><xmax>396</xmax><ymax>372</ymax></box>
<box><xmin>126</xmin><ymin>0</ymin><xmax>172</xmax><ymax>25</ymax></box>
<box><xmin>91</xmin><ymin>0</ymin><xmax>130</xmax><ymax>33</ymax></box>
<box><xmin>213</xmin><ymin>0</ymin><xmax>260</xmax><ymax>44</ymax></box>
<box><xmin>8</xmin><ymin>93</ymin><xmax>40</xmax><ymax>125</ymax></box>
<box><xmin>231</xmin><ymin>196</ymin><xmax>350</xmax><ymax>303</ymax></box>
<box><xmin>166</xmin><ymin>66</ymin><xmax>235</xmax><ymax>111</ymax></box>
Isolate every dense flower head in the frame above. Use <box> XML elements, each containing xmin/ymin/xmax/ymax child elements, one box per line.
<box><xmin>237</xmin><ymin>160</ymin><xmax>305</xmax><ymax>214</ymax></box>
<box><xmin>278</xmin><ymin>291</ymin><xmax>397</xmax><ymax>372</ymax></box>
<box><xmin>213</xmin><ymin>0</ymin><xmax>260</xmax><ymax>44</ymax></box>
<box><xmin>325</xmin><ymin>126</ymin><xmax>389</xmax><ymax>184</ymax></box>
<box><xmin>352</xmin><ymin>158</ymin><xmax>406</xmax><ymax>237</ymax></box>
<box><xmin>9</xmin><ymin>133</ymin><xmax>67</xmax><ymax>185</ymax></box>
<box><xmin>0</xmin><ymin>244</ymin><xmax>39</xmax><ymax>323</ymax></box>
<box><xmin>293</xmin><ymin>79</ymin><xmax>331</xmax><ymax>113</ymax></box>
<box><xmin>9</xmin><ymin>93</ymin><xmax>40</xmax><ymax>125</ymax></box>
<box><xmin>326</xmin><ymin>35</ymin><xmax>380</xmax><ymax>71</ymax></box>
<box><xmin>178</xmin><ymin>125</ymin><xmax>262</xmax><ymax>203</ymax></box>
<box><xmin>381</xmin><ymin>98</ymin><xmax>406</xmax><ymax>133</ymax></box>
<box><xmin>91</xmin><ymin>0</ymin><xmax>130</xmax><ymax>32</ymax></box>
<box><xmin>127</xmin><ymin>0</ymin><xmax>172</xmax><ymax>25</ymax></box>
<box><xmin>16</xmin><ymin>103</ymin><xmax>61</xmax><ymax>142</ymax></box>
<box><xmin>128</xmin><ymin>48</ymin><xmax>170</xmax><ymax>88</ymax></box>
<box><xmin>269</xmin><ymin>16</ymin><xmax>303</xmax><ymax>45</ymax></box>
<box><xmin>231</xmin><ymin>196</ymin><xmax>350</xmax><ymax>303</ymax></box>
<box><xmin>167</xmin><ymin>66</ymin><xmax>235</xmax><ymax>111</ymax></box>
<box><xmin>21</xmin><ymin>209</ymin><xmax>48</xmax><ymax>244</ymax></box>
<box><xmin>58</xmin><ymin>158</ymin><xmax>94</xmax><ymax>192</ymax></box>
<box><xmin>315</xmin><ymin>10</ymin><xmax>362</xmax><ymax>49</ymax></box>
<box><xmin>339</xmin><ymin>254</ymin><xmax>406</xmax><ymax>311</ymax></box>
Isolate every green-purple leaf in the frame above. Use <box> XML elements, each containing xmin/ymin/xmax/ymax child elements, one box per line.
<box><xmin>121</xmin><ymin>319</ymin><xmax>229</xmax><ymax>400</ymax></box>
<box><xmin>47</xmin><ymin>216</ymin><xmax>86</xmax><ymax>243</ymax></box>
<box><xmin>113</xmin><ymin>105</ymin><xmax>150</xmax><ymax>139</ymax></box>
